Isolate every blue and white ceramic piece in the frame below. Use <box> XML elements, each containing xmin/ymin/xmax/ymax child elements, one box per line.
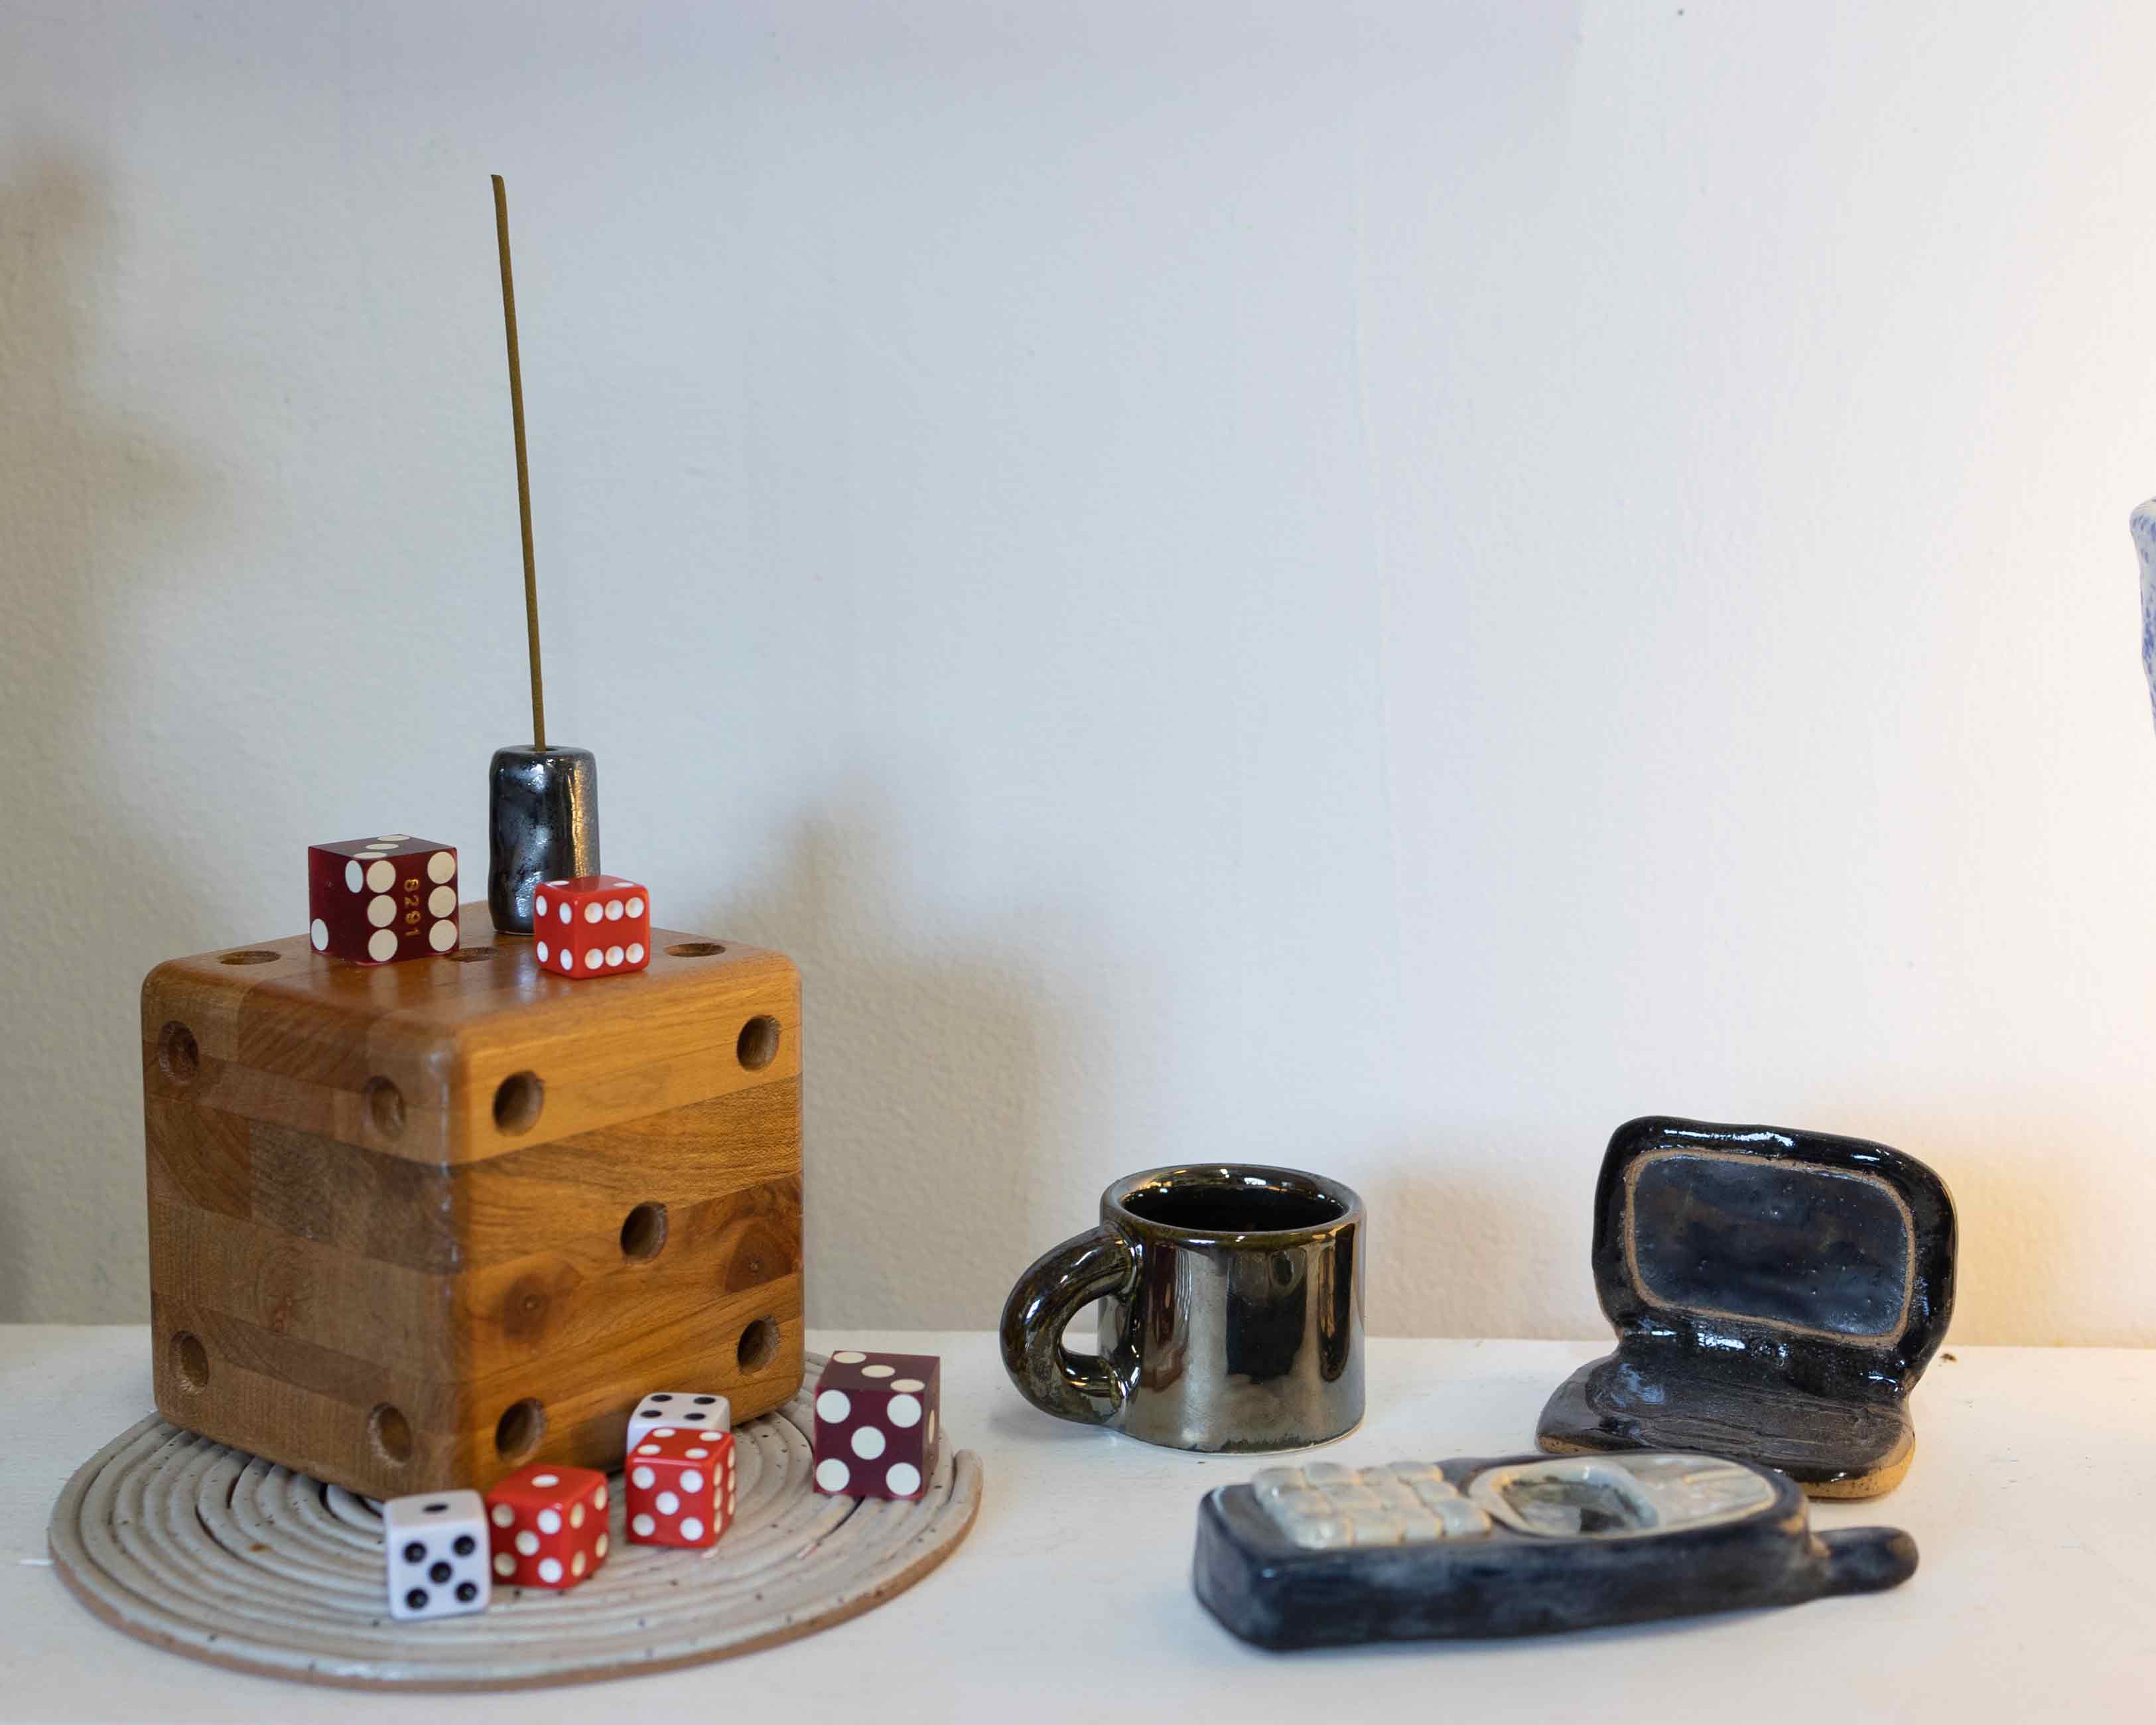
<box><xmin>2131</xmin><ymin>500</ymin><xmax>2156</xmax><ymax>728</ymax></box>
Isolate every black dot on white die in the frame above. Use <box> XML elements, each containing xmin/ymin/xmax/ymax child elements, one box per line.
<box><xmin>453</xmin><ymin>1534</ymin><xmax>476</xmax><ymax>1556</ymax></box>
<box><xmin>649</xmin><ymin>1393</ymin><xmax>674</xmax><ymax>1403</ymax></box>
<box><xmin>406</xmin><ymin>1588</ymin><xmax>429</xmax><ymax>1610</ymax></box>
<box><xmin>429</xmin><ymin>1560</ymin><xmax>452</xmax><ymax>1584</ymax></box>
<box><xmin>423</xmin><ymin>1501</ymin><xmax>448</xmax><ymax>1514</ymax></box>
<box><xmin>402</xmin><ymin>1541</ymin><xmax>427</xmax><ymax>1564</ymax></box>
<box><xmin>693</xmin><ymin>1396</ymin><xmax>716</xmax><ymax>1405</ymax></box>
<box><xmin>456</xmin><ymin>1582</ymin><xmax>478</xmax><ymax>1603</ymax></box>
<box><xmin>684</xmin><ymin>1411</ymin><xmax>707</xmax><ymax>1422</ymax></box>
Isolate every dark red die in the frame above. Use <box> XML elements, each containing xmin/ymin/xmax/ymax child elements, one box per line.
<box><xmin>811</xmin><ymin>1350</ymin><xmax>940</xmax><ymax>1501</ymax></box>
<box><xmin>484</xmin><ymin>1464</ymin><xmax>609</xmax><ymax>1590</ymax></box>
<box><xmin>624</xmin><ymin>1427</ymin><xmax>736</xmax><ymax>1549</ymax></box>
<box><xmin>306</xmin><ymin>835</ymin><xmax>460</xmax><ymax>965</ymax></box>
<box><xmin>532</xmin><ymin>875</ymin><xmax>650</xmax><ymax>979</ymax></box>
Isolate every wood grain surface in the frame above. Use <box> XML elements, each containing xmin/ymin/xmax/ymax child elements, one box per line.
<box><xmin>139</xmin><ymin>904</ymin><xmax>805</xmax><ymax>1497</ymax></box>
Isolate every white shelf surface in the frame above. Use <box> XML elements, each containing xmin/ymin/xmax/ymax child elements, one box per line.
<box><xmin>3</xmin><ymin>1327</ymin><xmax>2151</xmax><ymax>1722</ymax></box>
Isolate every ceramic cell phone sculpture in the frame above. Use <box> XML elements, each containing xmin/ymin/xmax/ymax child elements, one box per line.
<box><xmin>1536</xmin><ymin>1116</ymin><xmax>1956</xmax><ymax>1498</ymax></box>
<box><xmin>1193</xmin><ymin>1452</ymin><xmax>1917</xmax><ymax>1648</ymax></box>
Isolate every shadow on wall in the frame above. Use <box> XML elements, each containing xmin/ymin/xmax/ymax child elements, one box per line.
<box><xmin>0</xmin><ymin>151</ymin><xmax>215</xmax><ymax>1319</ymax></box>
<box><xmin>684</xmin><ymin>801</ymin><xmax>1066</xmax><ymax>1331</ymax></box>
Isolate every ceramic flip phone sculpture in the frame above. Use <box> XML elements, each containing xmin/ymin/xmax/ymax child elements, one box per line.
<box><xmin>1534</xmin><ymin>1116</ymin><xmax>1956</xmax><ymax>1498</ymax></box>
<box><xmin>1195</xmin><ymin>1452</ymin><xmax>1916</xmax><ymax>1648</ymax></box>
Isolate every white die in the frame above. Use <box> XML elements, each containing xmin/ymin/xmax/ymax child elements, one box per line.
<box><xmin>383</xmin><ymin>1489</ymin><xmax>490</xmax><ymax>1621</ymax></box>
<box><xmin>628</xmin><ymin>1390</ymin><xmax>731</xmax><ymax>1452</ymax></box>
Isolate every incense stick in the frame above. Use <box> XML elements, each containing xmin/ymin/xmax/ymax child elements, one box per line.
<box><xmin>492</xmin><ymin>174</ymin><xmax>546</xmax><ymax>750</ymax></box>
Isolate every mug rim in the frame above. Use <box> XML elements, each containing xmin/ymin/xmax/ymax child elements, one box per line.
<box><xmin>1103</xmin><ymin>1162</ymin><xmax>1364</xmax><ymax>1245</ymax></box>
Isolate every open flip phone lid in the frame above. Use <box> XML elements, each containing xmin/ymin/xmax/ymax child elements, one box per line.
<box><xmin>1537</xmin><ymin>1116</ymin><xmax>1957</xmax><ymax>1496</ymax></box>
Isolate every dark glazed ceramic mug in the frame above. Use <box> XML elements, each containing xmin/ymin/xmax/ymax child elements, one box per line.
<box><xmin>999</xmin><ymin>1164</ymin><xmax>1364</xmax><ymax>1453</ymax></box>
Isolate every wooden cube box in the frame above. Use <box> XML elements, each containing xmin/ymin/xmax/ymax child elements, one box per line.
<box><xmin>140</xmin><ymin>903</ymin><xmax>801</xmax><ymax>1498</ymax></box>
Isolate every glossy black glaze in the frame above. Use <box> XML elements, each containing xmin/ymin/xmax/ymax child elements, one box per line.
<box><xmin>1536</xmin><ymin>1116</ymin><xmax>1957</xmax><ymax>1493</ymax></box>
<box><xmin>999</xmin><ymin>1164</ymin><xmax>1364</xmax><ymax>1452</ymax></box>
<box><xmin>1193</xmin><ymin>1453</ymin><xmax>1916</xmax><ymax>1649</ymax></box>
<box><xmin>486</xmin><ymin>744</ymin><xmax>599</xmax><ymax>933</ymax></box>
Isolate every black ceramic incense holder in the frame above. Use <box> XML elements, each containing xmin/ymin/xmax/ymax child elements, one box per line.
<box><xmin>1536</xmin><ymin>1116</ymin><xmax>1956</xmax><ymax>1499</ymax></box>
<box><xmin>1193</xmin><ymin>1451</ymin><xmax>1915</xmax><ymax>1649</ymax></box>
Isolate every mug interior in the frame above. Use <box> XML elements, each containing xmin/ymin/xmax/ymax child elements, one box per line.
<box><xmin>1113</xmin><ymin>1166</ymin><xmax>1351</xmax><ymax>1237</ymax></box>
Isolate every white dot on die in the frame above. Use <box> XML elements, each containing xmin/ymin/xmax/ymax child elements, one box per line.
<box><xmin>656</xmin><ymin>1491</ymin><xmax>679</xmax><ymax>1514</ymax></box>
<box><xmin>428</xmin><ymin>884</ymin><xmax>456</xmax><ymax>918</ymax></box>
<box><xmin>366</xmin><ymin>894</ymin><xmax>396</xmax><ymax>928</ymax></box>
<box><xmin>428</xmin><ymin>919</ymin><xmax>456</xmax><ymax>952</ymax></box>
<box><xmin>310</xmin><ymin>919</ymin><xmax>328</xmax><ymax>951</ymax></box>
<box><xmin>559</xmin><ymin>904</ymin><xmax>571</xmax><ymax>924</ymax></box>
<box><xmin>538</xmin><ymin>1557</ymin><xmax>563</xmax><ymax>1584</ymax></box>
<box><xmin>861</xmin><ymin>1364</ymin><xmax>895</xmax><ymax>1379</ymax></box>
<box><xmin>537</xmin><ymin>941</ymin><xmax>549</xmax><ymax>961</ymax></box>
<box><xmin>632</xmin><ymin>1513</ymin><xmax>655</xmax><ymax>1537</ymax></box>
<box><xmin>927</xmin><ymin>1411</ymin><xmax>936</xmax><ymax>1446</ymax></box>
<box><xmin>850</xmin><ymin>1426</ymin><xmax>886</xmax><ymax>1460</ymax></box>
<box><xmin>594</xmin><ymin>1485</ymin><xmax>608</xmax><ymax>1509</ymax></box>
<box><xmin>627</xmin><ymin>942</ymin><xmax>645</xmax><ymax>964</ymax></box>
<box><xmin>344</xmin><ymin>861</ymin><xmax>363</xmax><ymax>892</ymax></box>
<box><xmin>628</xmin><ymin>896</ymin><xmax>645</xmax><ymax>918</ymax></box>
<box><xmin>427</xmin><ymin>851</ymin><xmax>456</xmax><ymax>884</ymax></box>
<box><xmin>596</xmin><ymin>1533</ymin><xmax>609</xmax><ymax>1556</ymax></box>
<box><xmin>571</xmin><ymin>1551</ymin><xmax>586</xmax><ymax>1576</ymax></box>
<box><xmin>515</xmin><ymin>1531</ymin><xmax>538</xmax><ymax>1556</ymax></box>
<box><xmin>533</xmin><ymin>1474</ymin><xmax>557</xmax><ymax>1486</ymax></box>
<box><xmin>606</xmin><ymin>945</ymin><xmax>624</xmax><ymax>967</ymax></box>
<box><xmin>891</xmin><ymin>1378</ymin><xmax>925</xmax><ymax>1393</ymax></box>
<box><xmin>490</xmin><ymin>1505</ymin><xmax>513</xmax><ymax>1527</ymax></box>
<box><xmin>681</xmin><ymin>1517</ymin><xmax>704</xmax><ymax>1541</ymax></box>
<box><xmin>686</xmin><ymin>1447</ymin><xmax>708</xmax><ymax>1459</ymax></box>
<box><xmin>493</xmin><ymin>1552</ymin><xmax>515</xmax><ymax>1576</ymax></box>
<box><xmin>652</xmin><ymin>1428</ymin><xmax>675</xmax><ymax>1438</ymax></box>
<box><xmin>535</xmin><ymin>896</ymin><xmax>547</xmax><ymax>916</ymax></box>
<box><xmin>681</xmin><ymin>1471</ymin><xmax>703</xmax><ymax>1493</ymax></box>
<box><xmin>584</xmin><ymin>949</ymin><xmax>602</xmax><ymax>969</ymax></box>
<box><xmin>366</xmin><ymin>859</ymin><xmax>395</xmax><ymax>892</ymax></box>
<box><xmin>886</xmin><ymin>1462</ymin><xmax>922</xmax><ymax>1495</ymax></box>
<box><xmin>606</xmin><ymin>900</ymin><xmax>623</xmax><ymax>920</ymax></box>
<box><xmin>584</xmin><ymin>904</ymin><xmax>603</xmax><ymax>924</ymax></box>
<box><xmin>887</xmin><ymin>1394</ymin><xmax>921</xmax><ymax>1428</ymax></box>
<box><xmin>632</xmin><ymin>1466</ymin><xmax>654</xmax><ymax>1489</ymax></box>
<box><xmin>816</xmin><ymin>1390</ymin><xmax>851</xmax><ymax>1423</ymax></box>
<box><xmin>831</xmin><ymin>1351</ymin><xmax>865</xmax><ymax>1364</ymax></box>
<box><xmin>537</xmin><ymin>1509</ymin><xmax>561</xmax><ymax>1534</ymax></box>
<box><xmin>570</xmin><ymin>1503</ymin><xmax>584</xmax><ymax>1527</ymax></box>
<box><xmin>815</xmin><ymin>1458</ymin><xmax>851</xmax><ymax>1492</ymax></box>
<box><xmin>367</xmin><ymin>929</ymin><xmax>397</xmax><ymax>962</ymax></box>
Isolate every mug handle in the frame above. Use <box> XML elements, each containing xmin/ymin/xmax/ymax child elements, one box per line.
<box><xmin>999</xmin><ymin>1225</ymin><xmax>1138</xmax><ymax>1426</ymax></box>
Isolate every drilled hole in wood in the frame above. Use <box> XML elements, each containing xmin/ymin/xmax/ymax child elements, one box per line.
<box><xmin>363</xmin><ymin>1075</ymin><xmax>405</xmax><ymax>1140</ymax></box>
<box><xmin>493</xmin><ymin>1071</ymin><xmax>544</xmax><ymax>1135</ymax></box>
<box><xmin>620</xmin><ymin>1203</ymin><xmax>668</xmax><ymax>1262</ymax></box>
<box><xmin>736</xmin><ymin>1317</ymin><xmax>780</xmax><ymax>1371</ymax></box>
<box><xmin>443</xmin><ymin>947</ymin><xmax>497</xmax><ymax>963</ymax></box>
<box><xmin>736</xmin><ymin>1015</ymin><xmax>781</xmax><ymax>1071</ymax></box>
<box><xmin>218</xmin><ymin>949</ymin><xmax>281</xmax><ymax>965</ymax></box>
<box><xmin>494</xmin><ymin>1398</ymin><xmax>545</xmax><ymax>1463</ymax></box>
<box><xmin>170</xmin><ymin>1332</ymin><xmax>210</xmax><ymax>1392</ymax></box>
<box><xmin>157</xmin><ymin>1022</ymin><xmax>199</xmax><ymax>1084</ymax></box>
<box><xmin>667</xmin><ymin>941</ymin><xmax>726</xmax><ymax>957</ymax></box>
<box><xmin>368</xmin><ymin>1402</ymin><xmax>413</xmax><ymax>1466</ymax></box>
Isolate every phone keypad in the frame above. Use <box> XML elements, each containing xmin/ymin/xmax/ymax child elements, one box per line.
<box><xmin>1252</xmin><ymin>1462</ymin><xmax>1493</xmax><ymax>1549</ymax></box>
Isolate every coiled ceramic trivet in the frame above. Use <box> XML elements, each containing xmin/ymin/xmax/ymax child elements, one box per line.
<box><xmin>46</xmin><ymin>1355</ymin><xmax>982</xmax><ymax>1690</ymax></box>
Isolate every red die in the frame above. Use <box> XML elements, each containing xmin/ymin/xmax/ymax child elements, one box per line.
<box><xmin>532</xmin><ymin>875</ymin><xmax>651</xmax><ymax>979</ymax></box>
<box><xmin>624</xmin><ymin>1426</ymin><xmax>736</xmax><ymax>1549</ymax></box>
<box><xmin>307</xmin><ymin>836</ymin><xmax>460</xmax><ymax>965</ymax></box>
<box><xmin>811</xmin><ymin>1350</ymin><xmax>940</xmax><ymax>1501</ymax></box>
<box><xmin>485</xmin><ymin>1464</ymin><xmax>610</xmax><ymax>1590</ymax></box>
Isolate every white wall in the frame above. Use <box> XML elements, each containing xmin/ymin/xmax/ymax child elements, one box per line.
<box><xmin>3</xmin><ymin>1</ymin><xmax>2153</xmax><ymax>1346</ymax></box>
